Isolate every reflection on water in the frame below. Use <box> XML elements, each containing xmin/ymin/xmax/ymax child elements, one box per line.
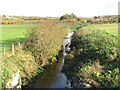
<box><xmin>34</xmin><ymin>55</ymin><xmax>67</xmax><ymax>88</ymax></box>
<box><xmin>34</xmin><ymin>32</ymin><xmax>74</xmax><ymax>88</ymax></box>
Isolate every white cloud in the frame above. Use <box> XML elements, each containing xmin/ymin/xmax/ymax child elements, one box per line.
<box><xmin>0</xmin><ymin>0</ymin><xmax>119</xmax><ymax>17</ymax></box>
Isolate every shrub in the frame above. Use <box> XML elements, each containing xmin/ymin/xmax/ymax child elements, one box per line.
<box><xmin>60</xmin><ymin>13</ymin><xmax>78</xmax><ymax>21</ymax></box>
<box><xmin>25</xmin><ymin>20</ymin><xmax>67</xmax><ymax>65</ymax></box>
<box><xmin>62</xmin><ymin>28</ymin><xmax>119</xmax><ymax>88</ymax></box>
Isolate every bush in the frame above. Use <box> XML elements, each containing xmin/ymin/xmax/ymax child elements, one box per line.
<box><xmin>62</xmin><ymin>28</ymin><xmax>119</xmax><ymax>88</ymax></box>
<box><xmin>25</xmin><ymin>20</ymin><xmax>67</xmax><ymax>65</ymax></box>
<box><xmin>1</xmin><ymin>50</ymin><xmax>41</xmax><ymax>88</ymax></box>
<box><xmin>60</xmin><ymin>13</ymin><xmax>78</xmax><ymax>21</ymax></box>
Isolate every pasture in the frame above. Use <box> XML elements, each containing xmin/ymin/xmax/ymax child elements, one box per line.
<box><xmin>1</xmin><ymin>23</ymin><xmax>71</xmax><ymax>52</ymax></box>
<box><xmin>1</xmin><ymin>24</ymin><xmax>35</xmax><ymax>51</ymax></box>
<box><xmin>86</xmin><ymin>23</ymin><xmax>118</xmax><ymax>36</ymax></box>
<box><xmin>1</xmin><ymin>23</ymin><xmax>118</xmax><ymax>52</ymax></box>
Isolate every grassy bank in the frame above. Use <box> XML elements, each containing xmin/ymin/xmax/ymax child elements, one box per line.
<box><xmin>1</xmin><ymin>46</ymin><xmax>44</xmax><ymax>88</ymax></box>
<box><xmin>1</xmin><ymin>25</ymin><xmax>37</xmax><ymax>88</ymax></box>
<box><xmin>62</xmin><ymin>24</ymin><xmax>119</xmax><ymax>88</ymax></box>
<box><xmin>1</xmin><ymin>21</ymin><xmax>69</xmax><ymax>88</ymax></box>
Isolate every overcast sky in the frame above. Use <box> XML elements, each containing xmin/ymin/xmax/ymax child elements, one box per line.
<box><xmin>0</xmin><ymin>0</ymin><xmax>119</xmax><ymax>17</ymax></box>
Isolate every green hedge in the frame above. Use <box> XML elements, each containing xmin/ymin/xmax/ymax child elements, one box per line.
<box><xmin>25</xmin><ymin>20</ymin><xmax>67</xmax><ymax>65</ymax></box>
<box><xmin>62</xmin><ymin>28</ymin><xmax>119</xmax><ymax>88</ymax></box>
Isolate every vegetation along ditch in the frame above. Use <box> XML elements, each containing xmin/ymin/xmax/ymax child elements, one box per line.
<box><xmin>62</xmin><ymin>27</ymin><xmax>119</xmax><ymax>88</ymax></box>
<box><xmin>1</xmin><ymin>14</ymin><xmax>119</xmax><ymax>89</ymax></box>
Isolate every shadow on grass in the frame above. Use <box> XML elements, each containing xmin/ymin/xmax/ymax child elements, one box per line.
<box><xmin>62</xmin><ymin>45</ymin><xmax>119</xmax><ymax>88</ymax></box>
<box><xmin>1</xmin><ymin>38</ymin><xmax>25</xmax><ymax>45</ymax></box>
<box><xmin>0</xmin><ymin>38</ymin><xmax>25</xmax><ymax>51</ymax></box>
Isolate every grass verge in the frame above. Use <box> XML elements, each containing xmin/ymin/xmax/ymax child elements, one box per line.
<box><xmin>1</xmin><ymin>45</ymin><xmax>44</xmax><ymax>88</ymax></box>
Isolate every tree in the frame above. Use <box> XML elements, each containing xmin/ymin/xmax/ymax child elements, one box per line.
<box><xmin>60</xmin><ymin>13</ymin><xmax>77</xmax><ymax>20</ymax></box>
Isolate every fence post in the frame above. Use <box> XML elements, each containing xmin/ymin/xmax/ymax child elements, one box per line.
<box><xmin>3</xmin><ymin>46</ymin><xmax>5</xmax><ymax>56</ymax></box>
<box><xmin>18</xmin><ymin>42</ymin><xmax>20</xmax><ymax>46</ymax></box>
<box><xmin>12</xmin><ymin>44</ymin><xmax>14</xmax><ymax>54</ymax></box>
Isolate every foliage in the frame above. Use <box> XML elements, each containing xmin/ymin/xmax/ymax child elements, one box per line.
<box><xmin>1</xmin><ymin>49</ymin><xmax>43</xmax><ymax>89</ymax></box>
<box><xmin>60</xmin><ymin>13</ymin><xmax>78</xmax><ymax>21</ymax></box>
<box><xmin>25</xmin><ymin>20</ymin><xmax>67</xmax><ymax>65</ymax></box>
<box><xmin>62</xmin><ymin>27</ymin><xmax>119</xmax><ymax>88</ymax></box>
<box><xmin>86</xmin><ymin>15</ymin><xmax>118</xmax><ymax>24</ymax></box>
<box><xmin>1</xmin><ymin>15</ymin><xmax>118</xmax><ymax>25</ymax></box>
<box><xmin>1</xmin><ymin>21</ymin><xmax>68</xmax><ymax>89</ymax></box>
<box><xmin>1</xmin><ymin>15</ymin><xmax>59</xmax><ymax>25</ymax></box>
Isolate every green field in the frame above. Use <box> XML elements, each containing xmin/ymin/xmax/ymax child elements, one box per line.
<box><xmin>1</xmin><ymin>23</ymin><xmax>118</xmax><ymax>51</ymax></box>
<box><xmin>1</xmin><ymin>24</ymin><xmax>35</xmax><ymax>51</ymax></box>
<box><xmin>86</xmin><ymin>23</ymin><xmax>118</xmax><ymax>36</ymax></box>
<box><xmin>1</xmin><ymin>23</ymin><xmax>71</xmax><ymax>51</ymax></box>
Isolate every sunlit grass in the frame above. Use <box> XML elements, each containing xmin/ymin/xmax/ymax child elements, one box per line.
<box><xmin>1</xmin><ymin>24</ymin><xmax>36</xmax><ymax>51</ymax></box>
<box><xmin>86</xmin><ymin>23</ymin><xmax>118</xmax><ymax>36</ymax></box>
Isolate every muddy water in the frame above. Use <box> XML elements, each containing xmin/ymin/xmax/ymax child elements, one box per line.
<box><xmin>34</xmin><ymin>32</ymin><xmax>74</xmax><ymax>88</ymax></box>
<box><xmin>34</xmin><ymin>55</ymin><xmax>67</xmax><ymax>88</ymax></box>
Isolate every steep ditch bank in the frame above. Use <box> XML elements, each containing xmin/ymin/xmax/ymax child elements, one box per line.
<box><xmin>1</xmin><ymin>48</ymin><xmax>42</xmax><ymax>89</ymax></box>
<box><xmin>62</xmin><ymin>28</ymin><xmax>119</xmax><ymax>88</ymax></box>
<box><xmin>1</xmin><ymin>21</ymin><xmax>69</xmax><ymax>89</ymax></box>
<box><xmin>24</xmin><ymin>31</ymin><xmax>92</xmax><ymax>88</ymax></box>
<box><xmin>62</xmin><ymin>31</ymin><xmax>92</xmax><ymax>88</ymax></box>
<box><xmin>25</xmin><ymin>32</ymin><xmax>75</xmax><ymax>88</ymax></box>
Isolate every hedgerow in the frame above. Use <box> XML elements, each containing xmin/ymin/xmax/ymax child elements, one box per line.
<box><xmin>25</xmin><ymin>20</ymin><xmax>67</xmax><ymax>65</ymax></box>
<box><xmin>62</xmin><ymin>28</ymin><xmax>119</xmax><ymax>88</ymax></box>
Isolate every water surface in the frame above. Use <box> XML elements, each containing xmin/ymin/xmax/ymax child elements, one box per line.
<box><xmin>34</xmin><ymin>32</ymin><xmax>74</xmax><ymax>88</ymax></box>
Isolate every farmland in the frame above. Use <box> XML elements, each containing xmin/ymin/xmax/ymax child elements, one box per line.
<box><xmin>86</xmin><ymin>23</ymin><xmax>118</xmax><ymax>36</ymax></box>
<box><xmin>1</xmin><ymin>17</ymin><xmax>119</xmax><ymax>88</ymax></box>
<box><xmin>1</xmin><ymin>24</ymin><xmax>35</xmax><ymax>51</ymax></box>
<box><xmin>1</xmin><ymin>23</ymin><xmax>118</xmax><ymax>53</ymax></box>
<box><xmin>1</xmin><ymin>21</ymin><xmax>68</xmax><ymax>88</ymax></box>
<box><xmin>1</xmin><ymin>22</ymin><xmax>73</xmax><ymax>51</ymax></box>
<box><xmin>0</xmin><ymin>0</ymin><xmax>119</xmax><ymax>88</ymax></box>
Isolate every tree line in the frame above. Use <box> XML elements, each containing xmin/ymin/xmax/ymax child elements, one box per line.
<box><xmin>60</xmin><ymin>14</ymin><xmax>118</xmax><ymax>24</ymax></box>
<box><xmin>1</xmin><ymin>14</ymin><xmax>118</xmax><ymax>25</ymax></box>
<box><xmin>1</xmin><ymin>15</ymin><xmax>59</xmax><ymax>24</ymax></box>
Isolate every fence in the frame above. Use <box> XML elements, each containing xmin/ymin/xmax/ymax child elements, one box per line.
<box><xmin>0</xmin><ymin>42</ymin><xmax>21</xmax><ymax>56</ymax></box>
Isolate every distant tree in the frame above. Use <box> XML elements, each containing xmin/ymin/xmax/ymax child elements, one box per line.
<box><xmin>71</xmin><ymin>13</ymin><xmax>77</xmax><ymax>19</ymax></box>
<box><xmin>77</xmin><ymin>17</ymin><xmax>87</xmax><ymax>22</ymax></box>
<box><xmin>93</xmin><ymin>16</ymin><xmax>100</xmax><ymax>19</ymax></box>
<box><xmin>3</xmin><ymin>15</ymin><xmax>6</xmax><ymax>17</ymax></box>
<box><xmin>60</xmin><ymin>13</ymin><xmax>77</xmax><ymax>20</ymax></box>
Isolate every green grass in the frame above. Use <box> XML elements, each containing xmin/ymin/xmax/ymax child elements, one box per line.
<box><xmin>1</xmin><ymin>48</ymin><xmax>43</xmax><ymax>88</ymax></box>
<box><xmin>86</xmin><ymin>23</ymin><xmax>118</xmax><ymax>36</ymax></box>
<box><xmin>1</xmin><ymin>24</ymin><xmax>36</xmax><ymax>51</ymax></box>
<box><xmin>1</xmin><ymin>23</ymin><xmax>71</xmax><ymax>52</ymax></box>
<box><xmin>59</xmin><ymin>22</ymin><xmax>74</xmax><ymax>28</ymax></box>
